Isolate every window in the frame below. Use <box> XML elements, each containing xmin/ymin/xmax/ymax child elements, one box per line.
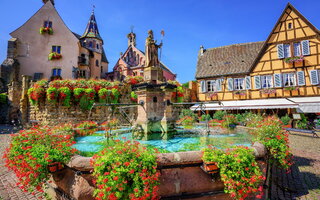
<box><xmin>283</xmin><ymin>73</ymin><xmax>296</xmax><ymax>87</ymax></box>
<box><xmin>96</xmin><ymin>44</ymin><xmax>99</xmax><ymax>49</ymax></box>
<box><xmin>52</xmin><ymin>46</ymin><xmax>61</xmax><ymax>54</ymax></box>
<box><xmin>294</xmin><ymin>42</ymin><xmax>301</xmax><ymax>56</ymax></box>
<box><xmin>44</xmin><ymin>21</ymin><xmax>52</xmax><ymax>28</ymax></box>
<box><xmin>284</xmin><ymin>44</ymin><xmax>291</xmax><ymax>58</ymax></box>
<box><xmin>206</xmin><ymin>80</ymin><xmax>216</xmax><ymax>92</ymax></box>
<box><xmin>261</xmin><ymin>75</ymin><xmax>273</xmax><ymax>88</ymax></box>
<box><xmin>96</xmin><ymin>59</ymin><xmax>99</xmax><ymax>67</ymax></box>
<box><xmin>89</xmin><ymin>41</ymin><xmax>93</xmax><ymax>48</ymax></box>
<box><xmin>288</xmin><ymin>23</ymin><xmax>292</xmax><ymax>29</ymax></box>
<box><xmin>52</xmin><ymin>68</ymin><xmax>61</xmax><ymax>76</ymax></box>
<box><xmin>234</xmin><ymin>78</ymin><xmax>245</xmax><ymax>90</ymax></box>
<box><xmin>79</xmin><ymin>70</ymin><xmax>86</xmax><ymax>78</ymax></box>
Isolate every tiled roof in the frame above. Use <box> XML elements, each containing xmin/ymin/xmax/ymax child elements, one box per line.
<box><xmin>196</xmin><ymin>42</ymin><xmax>264</xmax><ymax>79</ymax></box>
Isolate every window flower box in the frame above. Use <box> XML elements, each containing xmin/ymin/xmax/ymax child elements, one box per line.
<box><xmin>284</xmin><ymin>55</ymin><xmax>304</xmax><ymax>63</ymax></box>
<box><xmin>260</xmin><ymin>88</ymin><xmax>276</xmax><ymax>95</ymax></box>
<box><xmin>233</xmin><ymin>90</ymin><xmax>246</xmax><ymax>96</ymax></box>
<box><xmin>284</xmin><ymin>86</ymin><xmax>299</xmax><ymax>91</ymax></box>
<box><xmin>207</xmin><ymin>92</ymin><xmax>218</xmax><ymax>98</ymax></box>
<box><xmin>48</xmin><ymin>52</ymin><xmax>62</xmax><ymax>60</ymax></box>
<box><xmin>40</xmin><ymin>27</ymin><xmax>53</xmax><ymax>35</ymax></box>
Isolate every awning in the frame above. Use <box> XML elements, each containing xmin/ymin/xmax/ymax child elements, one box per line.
<box><xmin>191</xmin><ymin>98</ymin><xmax>299</xmax><ymax>111</ymax></box>
<box><xmin>289</xmin><ymin>97</ymin><xmax>320</xmax><ymax>113</ymax></box>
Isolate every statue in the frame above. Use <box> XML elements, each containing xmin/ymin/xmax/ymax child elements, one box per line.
<box><xmin>145</xmin><ymin>30</ymin><xmax>162</xmax><ymax>67</ymax></box>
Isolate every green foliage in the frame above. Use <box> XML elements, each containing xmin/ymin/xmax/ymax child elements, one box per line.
<box><xmin>130</xmin><ymin>91</ymin><xmax>138</xmax><ymax>102</ymax></box>
<box><xmin>75</xmin><ymin>121</ymin><xmax>99</xmax><ymax>136</ymax></box>
<box><xmin>256</xmin><ymin>116</ymin><xmax>293</xmax><ymax>169</ymax></box>
<box><xmin>46</xmin><ymin>87</ymin><xmax>58</xmax><ymax>104</ymax></box>
<box><xmin>177</xmin><ymin>116</ymin><xmax>196</xmax><ymax>127</ymax></box>
<box><xmin>203</xmin><ymin>147</ymin><xmax>264</xmax><ymax>200</ymax></box>
<box><xmin>3</xmin><ymin>125</ymin><xmax>77</xmax><ymax>194</ymax></box>
<box><xmin>111</xmin><ymin>88</ymin><xmax>120</xmax><ymax>103</ymax></box>
<box><xmin>0</xmin><ymin>93</ymin><xmax>7</xmax><ymax>105</ymax></box>
<box><xmin>213</xmin><ymin>110</ymin><xmax>227</xmax><ymax>120</ymax></box>
<box><xmin>221</xmin><ymin>115</ymin><xmax>237</xmax><ymax>129</ymax></box>
<box><xmin>296</xmin><ymin>114</ymin><xmax>310</xmax><ymax>130</ymax></box>
<box><xmin>179</xmin><ymin>109</ymin><xmax>198</xmax><ymax>122</ymax></box>
<box><xmin>243</xmin><ymin>112</ymin><xmax>263</xmax><ymax>128</ymax></box>
<box><xmin>92</xmin><ymin>140</ymin><xmax>160</xmax><ymax>200</ymax></box>
<box><xmin>58</xmin><ymin>87</ymin><xmax>71</xmax><ymax>107</ymax></box>
<box><xmin>98</xmin><ymin>88</ymin><xmax>111</xmax><ymax>103</ymax></box>
<box><xmin>200</xmin><ymin>114</ymin><xmax>212</xmax><ymax>121</ymax></box>
<box><xmin>182</xmin><ymin>82</ymin><xmax>189</xmax><ymax>88</ymax></box>
<box><xmin>280</xmin><ymin>114</ymin><xmax>291</xmax><ymax>125</ymax></box>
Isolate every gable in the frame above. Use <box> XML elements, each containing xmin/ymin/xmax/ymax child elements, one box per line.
<box><xmin>268</xmin><ymin>4</ymin><xmax>319</xmax><ymax>44</ymax></box>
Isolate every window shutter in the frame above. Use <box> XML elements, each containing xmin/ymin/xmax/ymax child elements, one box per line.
<box><xmin>254</xmin><ymin>76</ymin><xmax>261</xmax><ymax>89</ymax></box>
<box><xmin>227</xmin><ymin>78</ymin><xmax>233</xmax><ymax>91</ymax></box>
<box><xmin>277</xmin><ymin>44</ymin><xmax>284</xmax><ymax>58</ymax></box>
<box><xmin>301</xmin><ymin>40</ymin><xmax>310</xmax><ymax>56</ymax></box>
<box><xmin>200</xmin><ymin>80</ymin><xmax>206</xmax><ymax>93</ymax></box>
<box><xmin>296</xmin><ymin>71</ymin><xmax>305</xmax><ymax>86</ymax></box>
<box><xmin>274</xmin><ymin>74</ymin><xmax>282</xmax><ymax>87</ymax></box>
<box><xmin>309</xmin><ymin>70</ymin><xmax>319</xmax><ymax>85</ymax></box>
<box><xmin>245</xmin><ymin>76</ymin><xmax>251</xmax><ymax>90</ymax></box>
<box><xmin>216</xmin><ymin>79</ymin><xmax>222</xmax><ymax>91</ymax></box>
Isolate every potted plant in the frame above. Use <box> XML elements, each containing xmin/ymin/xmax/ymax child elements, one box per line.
<box><xmin>130</xmin><ymin>91</ymin><xmax>138</xmax><ymax>102</ymax></box>
<box><xmin>284</xmin><ymin>86</ymin><xmax>299</xmax><ymax>91</ymax></box>
<box><xmin>260</xmin><ymin>88</ymin><xmax>276</xmax><ymax>95</ymax></box>
<box><xmin>233</xmin><ymin>90</ymin><xmax>246</xmax><ymax>96</ymax></box>
<box><xmin>40</xmin><ymin>27</ymin><xmax>53</xmax><ymax>35</ymax></box>
<box><xmin>48</xmin><ymin>52</ymin><xmax>62</xmax><ymax>60</ymax></box>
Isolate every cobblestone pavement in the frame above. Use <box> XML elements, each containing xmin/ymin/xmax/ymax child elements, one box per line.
<box><xmin>0</xmin><ymin>125</ymin><xmax>42</xmax><ymax>200</ymax></box>
<box><xmin>289</xmin><ymin>132</ymin><xmax>320</xmax><ymax>200</ymax></box>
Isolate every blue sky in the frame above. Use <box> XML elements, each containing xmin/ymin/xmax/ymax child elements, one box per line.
<box><xmin>1</xmin><ymin>0</ymin><xmax>320</xmax><ymax>83</ymax></box>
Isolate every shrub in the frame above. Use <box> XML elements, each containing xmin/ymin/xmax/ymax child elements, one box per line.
<box><xmin>0</xmin><ymin>93</ymin><xmax>7</xmax><ymax>105</ymax></box>
<box><xmin>111</xmin><ymin>88</ymin><xmax>120</xmax><ymax>103</ymax></box>
<box><xmin>28</xmin><ymin>87</ymin><xmax>45</xmax><ymax>105</ymax></box>
<box><xmin>296</xmin><ymin>114</ymin><xmax>311</xmax><ymax>130</ymax></box>
<box><xmin>75</xmin><ymin>121</ymin><xmax>98</xmax><ymax>136</ymax></box>
<box><xmin>213</xmin><ymin>110</ymin><xmax>227</xmax><ymax>120</ymax></box>
<box><xmin>58</xmin><ymin>87</ymin><xmax>71</xmax><ymax>107</ymax></box>
<box><xmin>98</xmin><ymin>88</ymin><xmax>112</xmax><ymax>103</ymax></box>
<box><xmin>280</xmin><ymin>114</ymin><xmax>291</xmax><ymax>125</ymax></box>
<box><xmin>46</xmin><ymin>87</ymin><xmax>58</xmax><ymax>104</ymax></box>
<box><xmin>203</xmin><ymin>146</ymin><xmax>264</xmax><ymax>200</ymax></box>
<box><xmin>200</xmin><ymin>114</ymin><xmax>212</xmax><ymax>121</ymax></box>
<box><xmin>130</xmin><ymin>91</ymin><xmax>138</xmax><ymax>103</ymax></box>
<box><xmin>92</xmin><ymin>140</ymin><xmax>160</xmax><ymax>200</ymax></box>
<box><xmin>3</xmin><ymin>126</ymin><xmax>77</xmax><ymax>194</ymax></box>
<box><xmin>221</xmin><ymin>115</ymin><xmax>237</xmax><ymax>129</ymax></box>
<box><xmin>179</xmin><ymin>109</ymin><xmax>197</xmax><ymax>122</ymax></box>
<box><xmin>177</xmin><ymin>116</ymin><xmax>196</xmax><ymax>127</ymax></box>
<box><xmin>243</xmin><ymin>112</ymin><xmax>263</xmax><ymax>128</ymax></box>
<box><xmin>101</xmin><ymin>119</ymin><xmax>119</xmax><ymax>131</ymax></box>
<box><xmin>124</xmin><ymin>76</ymin><xmax>144</xmax><ymax>85</ymax></box>
<box><xmin>256</xmin><ymin>116</ymin><xmax>293</xmax><ymax>169</ymax></box>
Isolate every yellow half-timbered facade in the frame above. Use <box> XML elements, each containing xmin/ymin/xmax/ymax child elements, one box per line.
<box><xmin>195</xmin><ymin>3</ymin><xmax>320</xmax><ymax>112</ymax></box>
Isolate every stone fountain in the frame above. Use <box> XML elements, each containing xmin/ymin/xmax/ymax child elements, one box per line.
<box><xmin>132</xmin><ymin>30</ymin><xmax>177</xmax><ymax>140</ymax></box>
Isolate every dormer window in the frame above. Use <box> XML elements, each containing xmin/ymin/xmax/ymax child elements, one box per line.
<box><xmin>44</xmin><ymin>21</ymin><xmax>52</xmax><ymax>28</ymax></box>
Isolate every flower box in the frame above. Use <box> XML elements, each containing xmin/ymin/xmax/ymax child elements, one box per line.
<box><xmin>48</xmin><ymin>162</ymin><xmax>64</xmax><ymax>173</ymax></box>
<box><xmin>40</xmin><ymin>27</ymin><xmax>53</xmax><ymax>35</ymax></box>
<box><xmin>284</xmin><ymin>56</ymin><xmax>304</xmax><ymax>64</ymax></box>
<box><xmin>202</xmin><ymin>162</ymin><xmax>219</xmax><ymax>174</ymax></box>
<box><xmin>48</xmin><ymin>52</ymin><xmax>62</xmax><ymax>60</ymax></box>
<box><xmin>233</xmin><ymin>90</ymin><xmax>246</xmax><ymax>96</ymax></box>
<box><xmin>284</xmin><ymin>86</ymin><xmax>299</xmax><ymax>91</ymax></box>
<box><xmin>260</xmin><ymin>88</ymin><xmax>276</xmax><ymax>95</ymax></box>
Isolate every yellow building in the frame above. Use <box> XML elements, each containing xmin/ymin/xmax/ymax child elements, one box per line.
<box><xmin>194</xmin><ymin>3</ymin><xmax>320</xmax><ymax>114</ymax></box>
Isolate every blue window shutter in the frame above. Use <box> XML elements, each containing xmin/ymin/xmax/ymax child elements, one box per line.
<box><xmin>52</xmin><ymin>46</ymin><xmax>56</xmax><ymax>52</ymax></box>
<box><xmin>200</xmin><ymin>81</ymin><xmax>206</xmax><ymax>93</ymax></box>
<box><xmin>254</xmin><ymin>76</ymin><xmax>261</xmax><ymax>89</ymax></box>
<box><xmin>297</xmin><ymin>71</ymin><xmax>305</xmax><ymax>86</ymax></box>
<box><xmin>57</xmin><ymin>46</ymin><xmax>61</xmax><ymax>54</ymax></box>
<box><xmin>227</xmin><ymin>78</ymin><xmax>233</xmax><ymax>91</ymax></box>
<box><xmin>52</xmin><ymin>69</ymin><xmax>57</xmax><ymax>76</ymax></box>
<box><xmin>309</xmin><ymin>70</ymin><xmax>319</xmax><ymax>85</ymax></box>
<box><xmin>49</xmin><ymin>21</ymin><xmax>52</xmax><ymax>28</ymax></box>
<box><xmin>277</xmin><ymin>44</ymin><xmax>284</xmax><ymax>58</ymax></box>
<box><xmin>301</xmin><ymin>40</ymin><xmax>310</xmax><ymax>56</ymax></box>
<box><xmin>274</xmin><ymin>74</ymin><xmax>282</xmax><ymax>87</ymax></box>
<box><xmin>245</xmin><ymin>76</ymin><xmax>251</xmax><ymax>89</ymax></box>
<box><xmin>57</xmin><ymin>69</ymin><xmax>62</xmax><ymax>76</ymax></box>
<box><xmin>44</xmin><ymin>21</ymin><xmax>48</xmax><ymax>27</ymax></box>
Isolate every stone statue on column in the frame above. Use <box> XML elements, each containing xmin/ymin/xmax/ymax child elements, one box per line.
<box><xmin>144</xmin><ymin>30</ymin><xmax>164</xmax><ymax>83</ymax></box>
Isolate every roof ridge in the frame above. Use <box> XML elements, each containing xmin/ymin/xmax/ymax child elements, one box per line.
<box><xmin>205</xmin><ymin>41</ymin><xmax>264</xmax><ymax>51</ymax></box>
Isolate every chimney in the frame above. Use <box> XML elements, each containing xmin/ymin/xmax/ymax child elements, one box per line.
<box><xmin>199</xmin><ymin>45</ymin><xmax>205</xmax><ymax>56</ymax></box>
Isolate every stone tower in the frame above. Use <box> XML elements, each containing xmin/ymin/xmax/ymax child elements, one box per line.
<box><xmin>42</xmin><ymin>0</ymin><xmax>54</xmax><ymax>5</ymax></box>
<box><xmin>80</xmin><ymin>10</ymin><xmax>103</xmax><ymax>54</ymax></box>
<box><xmin>127</xmin><ymin>32</ymin><xmax>136</xmax><ymax>47</ymax></box>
